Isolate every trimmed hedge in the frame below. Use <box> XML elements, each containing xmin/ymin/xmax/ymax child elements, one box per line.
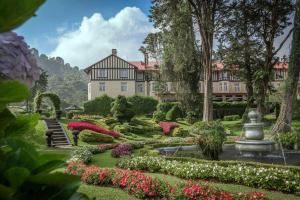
<box><xmin>127</xmin><ymin>95</ymin><xmax>158</xmax><ymax>115</ymax></box>
<box><xmin>213</xmin><ymin>101</ymin><xmax>247</xmax><ymax>119</ymax></box>
<box><xmin>152</xmin><ymin>111</ymin><xmax>166</xmax><ymax>122</ymax></box>
<box><xmin>223</xmin><ymin>114</ymin><xmax>240</xmax><ymax>121</ymax></box>
<box><xmin>157</xmin><ymin>102</ymin><xmax>179</xmax><ymax>113</ymax></box>
<box><xmin>111</xmin><ymin>95</ymin><xmax>135</xmax><ymax>122</ymax></box>
<box><xmin>83</xmin><ymin>94</ymin><xmax>114</xmax><ymax>115</ymax></box>
<box><xmin>166</xmin><ymin>105</ymin><xmax>182</xmax><ymax>121</ymax></box>
<box><xmin>79</xmin><ymin>130</ymin><xmax>114</xmax><ymax>143</ymax></box>
<box><xmin>172</xmin><ymin>127</ymin><xmax>189</xmax><ymax>137</ymax></box>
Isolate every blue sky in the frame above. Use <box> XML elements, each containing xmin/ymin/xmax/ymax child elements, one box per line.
<box><xmin>15</xmin><ymin>0</ymin><xmax>153</xmax><ymax>68</ymax></box>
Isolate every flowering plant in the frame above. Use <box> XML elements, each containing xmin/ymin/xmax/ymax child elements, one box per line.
<box><xmin>111</xmin><ymin>143</ymin><xmax>133</xmax><ymax>158</ymax></box>
<box><xmin>159</xmin><ymin>121</ymin><xmax>178</xmax><ymax>135</ymax></box>
<box><xmin>67</xmin><ymin>121</ymin><xmax>120</xmax><ymax>138</ymax></box>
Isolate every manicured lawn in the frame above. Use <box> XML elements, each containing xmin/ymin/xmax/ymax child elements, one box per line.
<box><xmin>78</xmin><ymin>184</ymin><xmax>138</xmax><ymax>200</ymax></box>
<box><xmin>91</xmin><ymin>150</ymin><xmax>119</xmax><ymax>168</ymax></box>
<box><xmin>146</xmin><ymin>173</ymin><xmax>300</xmax><ymax>200</ymax></box>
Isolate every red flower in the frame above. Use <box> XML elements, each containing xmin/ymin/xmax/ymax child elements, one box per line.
<box><xmin>159</xmin><ymin>122</ymin><xmax>178</xmax><ymax>135</ymax></box>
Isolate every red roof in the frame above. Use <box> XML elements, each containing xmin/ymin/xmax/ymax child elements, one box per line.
<box><xmin>129</xmin><ymin>61</ymin><xmax>159</xmax><ymax>70</ymax></box>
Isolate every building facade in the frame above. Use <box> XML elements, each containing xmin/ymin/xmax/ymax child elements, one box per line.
<box><xmin>84</xmin><ymin>49</ymin><xmax>288</xmax><ymax>101</ymax></box>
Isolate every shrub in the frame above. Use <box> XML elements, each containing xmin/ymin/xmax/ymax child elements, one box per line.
<box><xmin>152</xmin><ymin>110</ymin><xmax>166</xmax><ymax>122</ymax></box>
<box><xmin>223</xmin><ymin>114</ymin><xmax>240</xmax><ymax>121</ymax></box>
<box><xmin>66</xmin><ymin>111</ymin><xmax>74</xmax><ymax>119</ymax></box>
<box><xmin>83</xmin><ymin>94</ymin><xmax>114</xmax><ymax>115</ymax></box>
<box><xmin>69</xmin><ymin>147</ymin><xmax>93</xmax><ymax>163</ymax></box>
<box><xmin>275</xmin><ymin>131</ymin><xmax>300</xmax><ymax>150</ymax></box>
<box><xmin>192</xmin><ymin>121</ymin><xmax>226</xmax><ymax>160</ymax></box>
<box><xmin>213</xmin><ymin>101</ymin><xmax>246</xmax><ymax>119</ymax></box>
<box><xmin>111</xmin><ymin>143</ymin><xmax>133</xmax><ymax>158</ymax></box>
<box><xmin>118</xmin><ymin>156</ymin><xmax>300</xmax><ymax>194</ymax></box>
<box><xmin>186</xmin><ymin>111</ymin><xmax>198</xmax><ymax>124</ymax></box>
<box><xmin>172</xmin><ymin>127</ymin><xmax>189</xmax><ymax>137</ymax></box>
<box><xmin>80</xmin><ymin>130</ymin><xmax>114</xmax><ymax>143</ymax></box>
<box><xmin>166</xmin><ymin>104</ymin><xmax>182</xmax><ymax>121</ymax></box>
<box><xmin>156</xmin><ymin>102</ymin><xmax>178</xmax><ymax>112</ymax></box>
<box><xmin>159</xmin><ymin>122</ymin><xmax>178</xmax><ymax>135</ymax></box>
<box><xmin>127</xmin><ymin>95</ymin><xmax>158</xmax><ymax>115</ymax></box>
<box><xmin>111</xmin><ymin>95</ymin><xmax>135</xmax><ymax>122</ymax></box>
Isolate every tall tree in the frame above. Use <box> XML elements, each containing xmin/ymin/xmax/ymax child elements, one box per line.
<box><xmin>273</xmin><ymin>0</ymin><xmax>300</xmax><ymax>133</ymax></box>
<box><xmin>254</xmin><ymin>0</ymin><xmax>294</xmax><ymax>114</ymax></box>
<box><xmin>217</xmin><ymin>0</ymin><xmax>264</xmax><ymax>118</ymax></box>
<box><xmin>186</xmin><ymin>0</ymin><xmax>224</xmax><ymax>121</ymax></box>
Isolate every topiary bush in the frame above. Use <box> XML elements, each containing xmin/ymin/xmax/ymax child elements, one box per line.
<box><xmin>83</xmin><ymin>94</ymin><xmax>114</xmax><ymax>116</ymax></box>
<box><xmin>186</xmin><ymin>111</ymin><xmax>198</xmax><ymax>124</ymax></box>
<box><xmin>192</xmin><ymin>121</ymin><xmax>226</xmax><ymax>160</ymax></box>
<box><xmin>79</xmin><ymin>130</ymin><xmax>114</xmax><ymax>143</ymax></box>
<box><xmin>223</xmin><ymin>114</ymin><xmax>240</xmax><ymax>121</ymax></box>
<box><xmin>156</xmin><ymin>102</ymin><xmax>178</xmax><ymax>113</ymax></box>
<box><xmin>152</xmin><ymin>110</ymin><xmax>166</xmax><ymax>122</ymax></box>
<box><xmin>127</xmin><ymin>95</ymin><xmax>158</xmax><ymax>115</ymax></box>
<box><xmin>166</xmin><ymin>104</ymin><xmax>182</xmax><ymax>121</ymax></box>
<box><xmin>111</xmin><ymin>95</ymin><xmax>135</xmax><ymax>123</ymax></box>
<box><xmin>172</xmin><ymin>127</ymin><xmax>189</xmax><ymax>137</ymax></box>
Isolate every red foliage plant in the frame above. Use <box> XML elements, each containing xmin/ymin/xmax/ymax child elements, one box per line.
<box><xmin>65</xmin><ymin>162</ymin><xmax>267</xmax><ymax>200</ymax></box>
<box><xmin>67</xmin><ymin>121</ymin><xmax>120</xmax><ymax>138</ymax></box>
<box><xmin>159</xmin><ymin>122</ymin><xmax>178</xmax><ymax>135</ymax></box>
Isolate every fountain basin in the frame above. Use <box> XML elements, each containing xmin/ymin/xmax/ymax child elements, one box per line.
<box><xmin>235</xmin><ymin>140</ymin><xmax>275</xmax><ymax>153</ymax></box>
<box><xmin>244</xmin><ymin>123</ymin><xmax>265</xmax><ymax>140</ymax></box>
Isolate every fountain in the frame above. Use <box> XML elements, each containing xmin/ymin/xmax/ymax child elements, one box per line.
<box><xmin>235</xmin><ymin>109</ymin><xmax>275</xmax><ymax>157</ymax></box>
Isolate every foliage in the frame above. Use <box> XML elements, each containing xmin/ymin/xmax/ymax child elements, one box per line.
<box><xmin>275</xmin><ymin>131</ymin><xmax>300</xmax><ymax>150</ymax></box>
<box><xmin>67</xmin><ymin>121</ymin><xmax>120</xmax><ymax>138</ymax></box>
<box><xmin>156</xmin><ymin>102</ymin><xmax>178</xmax><ymax>113</ymax></box>
<box><xmin>83</xmin><ymin>94</ymin><xmax>114</xmax><ymax>116</ymax></box>
<box><xmin>118</xmin><ymin>156</ymin><xmax>300</xmax><ymax>194</ymax></box>
<box><xmin>166</xmin><ymin>104</ymin><xmax>182</xmax><ymax>121</ymax></box>
<box><xmin>223</xmin><ymin>115</ymin><xmax>240</xmax><ymax>121</ymax></box>
<box><xmin>152</xmin><ymin>111</ymin><xmax>166</xmax><ymax>122</ymax></box>
<box><xmin>192</xmin><ymin>121</ymin><xmax>226</xmax><ymax>160</ymax></box>
<box><xmin>0</xmin><ymin>0</ymin><xmax>45</xmax><ymax>32</ymax></box>
<box><xmin>69</xmin><ymin>147</ymin><xmax>93</xmax><ymax>164</ymax></box>
<box><xmin>111</xmin><ymin>143</ymin><xmax>133</xmax><ymax>158</ymax></box>
<box><xmin>66</xmin><ymin>162</ymin><xmax>267</xmax><ymax>200</ymax></box>
<box><xmin>111</xmin><ymin>95</ymin><xmax>135</xmax><ymax>123</ymax></box>
<box><xmin>171</xmin><ymin>127</ymin><xmax>189</xmax><ymax>137</ymax></box>
<box><xmin>213</xmin><ymin>101</ymin><xmax>247</xmax><ymax>119</ymax></box>
<box><xmin>186</xmin><ymin>111</ymin><xmax>198</xmax><ymax>124</ymax></box>
<box><xmin>33</xmin><ymin>92</ymin><xmax>61</xmax><ymax>111</ymax></box>
<box><xmin>127</xmin><ymin>95</ymin><xmax>158</xmax><ymax>115</ymax></box>
<box><xmin>0</xmin><ymin>80</ymin><xmax>87</xmax><ymax>200</ymax></box>
<box><xmin>80</xmin><ymin>130</ymin><xmax>114</xmax><ymax>143</ymax></box>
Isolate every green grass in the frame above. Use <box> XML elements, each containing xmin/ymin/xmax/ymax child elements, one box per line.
<box><xmin>91</xmin><ymin>150</ymin><xmax>119</xmax><ymax>168</ymax></box>
<box><xmin>146</xmin><ymin>173</ymin><xmax>300</xmax><ymax>200</ymax></box>
<box><xmin>78</xmin><ymin>184</ymin><xmax>138</xmax><ymax>200</ymax></box>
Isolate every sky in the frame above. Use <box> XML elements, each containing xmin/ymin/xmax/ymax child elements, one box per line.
<box><xmin>15</xmin><ymin>0</ymin><xmax>154</xmax><ymax>68</ymax></box>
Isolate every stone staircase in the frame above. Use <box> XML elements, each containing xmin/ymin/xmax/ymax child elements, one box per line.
<box><xmin>44</xmin><ymin>119</ymin><xmax>71</xmax><ymax>147</ymax></box>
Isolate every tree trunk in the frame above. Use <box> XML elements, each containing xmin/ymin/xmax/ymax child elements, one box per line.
<box><xmin>203</xmin><ymin>59</ymin><xmax>213</xmax><ymax>121</ymax></box>
<box><xmin>273</xmin><ymin>2</ymin><xmax>300</xmax><ymax>133</ymax></box>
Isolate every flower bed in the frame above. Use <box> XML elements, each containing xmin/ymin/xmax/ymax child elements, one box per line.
<box><xmin>159</xmin><ymin>122</ymin><xmax>178</xmax><ymax>135</ymax></box>
<box><xmin>117</xmin><ymin>156</ymin><xmax>300</xmax><ymax>195</ymax></box>
<box><xmin>67</xmin><ymin>121</ymin><xmax>120</xmax><ymax>138</ymax></box>
<box><xmin>111</xmin><ymin>143</ymin><xmax>133</xmax><ymax>158</ymax></box>
<box><xmin>65</xmin><ymin>161</ymin><xmax>267</xmax><ymax>200</ymax></box>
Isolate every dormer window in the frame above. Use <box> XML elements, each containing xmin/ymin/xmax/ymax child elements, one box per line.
<box><xmin>120</xmin><ymin>69</ymin><xmax>128</xmax><ymax>78</ymax></box>
<box><xmin>98</xmin><ymin>69</ymin><xmax>107</xmax><ymax>78</ymax></box>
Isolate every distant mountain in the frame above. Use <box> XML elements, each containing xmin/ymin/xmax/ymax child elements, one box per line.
<box><xmin>31</xmin><ymin>48</ymin><xmax>88</xmax><ymax>108</ymax></box>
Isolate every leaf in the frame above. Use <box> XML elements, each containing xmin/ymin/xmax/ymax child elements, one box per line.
<box><xmin>32</xmin><ymin>160</ymin><xmax>65</xmax><ymax>174</ymax></box>
<box><xmin>0</xmin><ymin>81</ymin><xmax>29</xmax><ymax>111</ymax></box>
<box><xmin>0</xmin><ymin>108</ymin><xmax>15</xmax><ymax>137</ymax></box>
<box><xmin>0</xmin><ymin>0</ymin><xmax>45</xmax><ymax>32</ymax></box>
<box><xmin>4</xmin><ymin>167</ymin><xmax>30</xmax><ymax>189</ymax></box>
<box><xmin>4</xmin><ymin>114</ymin><xmax>39</xmax><ymax>136</ymax></box>
<box><xmin>0</xmin><ymin>184</ymin><xmax>14</xmax><ymax>200</ymax></box>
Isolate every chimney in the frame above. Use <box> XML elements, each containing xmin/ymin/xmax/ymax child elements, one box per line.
<box><xmin>144</xmin><ymin>52</ymin><xmax>149</xmax><ymax>67</ymax></box>
<box><xmin>112</xmin><ymin>49</ymin><xmax>117</xmax><ymax>55</ymax></box>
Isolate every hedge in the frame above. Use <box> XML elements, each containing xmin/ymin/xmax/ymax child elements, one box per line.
<box><xmin>127</xmin><ymin>95</ymin><xmax>158</xmax><ymax>115</ymax></box>
<box><xmin>83</xmin><ymin>94</ymin><xmax>114</xmax><ymax>115</ymax></box>
<box><xmin>223</xmin><ymin>114</ymin><xmax>241</xmax><ymax>121</ymax></box>
<box><xmin>79</xmin><ymin>130</ymin><xmax>114</xmax><ymax>143</ymax></box>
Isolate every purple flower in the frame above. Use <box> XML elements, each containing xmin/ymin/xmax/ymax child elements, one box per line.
<box><xmin>111</xmin><ymin>143</ymin><xmax>133</xmax><ymax>158</ymax></box>
<box><xmin>0</xmin><ymin>31</ymin><xmax>40</xmax><ymax>86</ymax></box>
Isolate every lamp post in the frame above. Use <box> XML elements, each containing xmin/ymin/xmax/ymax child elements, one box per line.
<box><xmin>72</xmin><ymin>130</ymin><xmax>80</xmax><ymax>146</ymax></box>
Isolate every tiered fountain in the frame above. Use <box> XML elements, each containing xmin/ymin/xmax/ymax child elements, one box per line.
<box><xmin>235</xmin><ymin>110</ymin><xmax>275</xmax><ymax>157</ymax></box>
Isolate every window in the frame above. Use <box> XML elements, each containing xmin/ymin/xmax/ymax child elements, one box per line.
<box><xmin>222</xmin><ymin>72</ymin><xmax>228</xmax><ymax>80</ymax></box>
<box><xmin>99</xmin><ymin>82</ymin><xmax>105</xmax><ymax>91</ymax></box>
<box><xmin>137</xmin><ymin>83</ymin><xmax>144</xmax><ymax>93</ymax></box>
<box><xmin>224</xmin><ymin>82</ymin><xmax>228</xmax><ymax>91</ymax></box>
<box><xmin>121</xmin><ymin>82</ymin><xmax>127</xmax><ymax>92</ymax></box>
<box><xmin>137</xmin><ymin>72</ymin><xmax>144</xmax><ymax>80</ymax></box>
<box><xmin>234</xmin><ymin>83</ymin><xmax>240</xmax><ymax>92</ymax></box>
<box><xmin>98</xmin><ymin>69</ymin><xmax>107</xmax><ymax>78</ymax></box>
<box><xmin>219</xmin><ymin>83</ymin><xmax>222</xmax><ymax>91</ymax></box>
<box><xmin>120</xmin><ymin>69</ymin><xmax>129</xmax><ymax>78</ymax></box>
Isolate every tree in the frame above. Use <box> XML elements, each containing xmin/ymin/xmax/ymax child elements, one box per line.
<box><xmin>273</xmin><ymin>0</ymin><xmax>300</xmax><ymax>133</ymax></box>
<box><xmin>111</xmin><ymin>95</ymin><xmax>135</xmax><ymax>122</ymax></box>
<box><xmin>254</xmin><ymin>0</ymin><xmax>294</xmax><ymax>114</ymax></box>
<box><xmin>186</xmin><ymin>0</ymin><xmax>224</xmax><ymax>121</ymax></box>
<box><xmin>217</xmin><ymin>0</ymin><xmax>264</xmax><ymax>118</ymax></box>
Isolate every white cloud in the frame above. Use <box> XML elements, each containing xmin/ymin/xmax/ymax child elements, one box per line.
<box><xmin>50</xmin><ymin>7</ymin><xmax>155</xmax><ymax>68</ymax></box>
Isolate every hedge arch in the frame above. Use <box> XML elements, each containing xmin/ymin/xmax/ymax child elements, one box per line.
<box><xmin>34</xmin><ymin>92</ymin><xmax>61</xmax><ymax>112</ymax></box>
